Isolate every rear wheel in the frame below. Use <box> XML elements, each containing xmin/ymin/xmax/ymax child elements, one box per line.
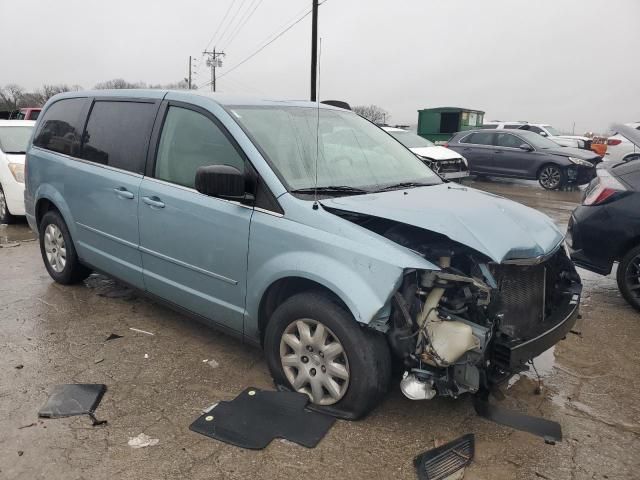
<box><xmin>0</xmin><ymin>185</ymin><xmax>15</xmax><ymax>224</ymax></box>
<box><xmin>616</xmin><ymin>245</ymin><xmax>640</xmax><ymax>312</ymax></box>
<box><xmin>264</xmin><ymin>291</ymin><xmax>391</xmax><ymax>420</ymax></box>
<box><xmin>538</xmin><ymin>164</ymin><xmax>565</xmax><ymax>190</ymax></box>
<box><xmin>39</xmin><ymin>210</ymin><xmax>91</xmax><ymax>284</ymax></box>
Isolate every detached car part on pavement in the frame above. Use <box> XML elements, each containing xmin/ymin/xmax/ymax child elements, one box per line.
<box><xmin>26</xmin><ymin>90</ymin><xmax>581</xmax><ymax>419</ymax></box>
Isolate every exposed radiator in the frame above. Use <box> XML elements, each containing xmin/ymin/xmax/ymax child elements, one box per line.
<box><xmin>490</xmin><ymin>263</ymin><xmax>546</xmax><ymax>341</ymax></box>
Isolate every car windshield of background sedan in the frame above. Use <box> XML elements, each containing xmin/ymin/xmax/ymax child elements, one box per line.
<box><xmin>514</xmin><ymin>129</ymin><xmax>562</xmax><ymax>149</ymax></box>
<box><xmin>543</xmin><ymin>125</ymin><xmax>562</xmax><ymax>136</ymax></box>
<box><xmin>230</xmin><ymin>106</ymin><xmax>441</xmax><ymax>192</ymax></box>
<box><xmin>0</xmin><ymin>126</ymin><xmax>33</xmax><ymax>154</ymax></box>
<box><xmin>388</xmin><ymin>130</ymin><xmax>436</xmax><ymax>148</ymax></box>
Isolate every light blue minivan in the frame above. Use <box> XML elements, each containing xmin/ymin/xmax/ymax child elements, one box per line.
<box><xmin>25</xmin><ymin>90</ymin><xmax>582</xmax><ymax>418</ymax></box>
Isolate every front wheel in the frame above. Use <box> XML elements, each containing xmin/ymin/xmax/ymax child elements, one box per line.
<box><xmin>616</xmin><ymin>245</ymin><xmax>640</xmax><ymax>312</ymax></box>
<box><xmin>0</xmin><ymin>185</ymin><xmax>15</xmax><ymax>224</ymax></box>
<box><xmin>538</xmin><ymin>164</ymin><xmax>565</xmax><ymax>190</ymax></box>
<box><xmin>39</xmin><ymin>210</ymin><xmax>91</xmax><ymax>284</ymax></box>
<box><xmin>264</xmin><ymin>291</ymin><xmax>391</xmax><ymax>420</ymax></box>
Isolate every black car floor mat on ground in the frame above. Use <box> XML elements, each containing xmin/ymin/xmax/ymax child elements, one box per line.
<box><xmin>38</xmin><ymin>384</ymin><xmax>107</xmax><ymax>426</ymax></box>
<box><xmin>474</xmin><ymin>396</ymin><xmax>562</xmax><ymax>444</ymax></box>
<box><xmin>414</xmin><ymin>434</ymin><xmax>475</xmax><ymax>480</ymax></box>
<box><xmin>189</xmin><ymin>387</ymin><xmax>335</xmax><ymax>449</ymax></box>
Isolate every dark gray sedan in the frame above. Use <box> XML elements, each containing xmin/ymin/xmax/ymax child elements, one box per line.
<box><xmin>447</xmin><ymin>129</ymin><xmax>600</xmax><ymax>189</ymax></box>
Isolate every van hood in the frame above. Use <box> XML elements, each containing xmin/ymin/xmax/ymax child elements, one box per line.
<box><xmin>410</xmin><ymin>146</ymin><xmax>463</xmax><ymax>161</ymax></box>
<box><xmin>320</xmin><ymin>184</ymin><xmax>564</xmax><ymax>263</ymax></box>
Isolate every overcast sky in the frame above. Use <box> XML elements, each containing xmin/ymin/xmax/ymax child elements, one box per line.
<box><xmin>1</xmin><ymin>0</ymin><xmax>638</xmax><ymax>133</ymax></box>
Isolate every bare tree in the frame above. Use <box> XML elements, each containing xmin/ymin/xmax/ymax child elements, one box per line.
<box><xmin>94</xmin><ymin>78</ymin><xmax>147</xmax><ymax>90</ymax></box>
<box><xmin>353</xmin><ymin>104</ymin><xmax>389</xmax><ymax>125</ymax></box>
<box><xmin>39</xmin><ymin>84</ymin><xmax>78</xmax><ymax>102</ymax></box>
<box><xmin>0</xmin><ymin>84</ymin><xmax>25</xmax><ymax>111</ymax></box>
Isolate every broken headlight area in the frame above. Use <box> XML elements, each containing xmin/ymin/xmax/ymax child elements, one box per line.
<box><xmin>382</xmin><ymin>226</ymin><xmax>582</xmax><ymax>401</ymax></box>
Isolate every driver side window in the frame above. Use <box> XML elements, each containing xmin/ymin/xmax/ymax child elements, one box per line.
<box><xmin>155</xmin><ymin>106</ymin><xmax>244</xmax><ymax>189</ymax></box>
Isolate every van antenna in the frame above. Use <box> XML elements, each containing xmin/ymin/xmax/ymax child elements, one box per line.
<box><xmin>312</xmin><ymin>37</ymin><xmax>322</xmax><ymax>211</ymax></box>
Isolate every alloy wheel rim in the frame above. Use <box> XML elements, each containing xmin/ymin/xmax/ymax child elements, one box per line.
<box><xmin>540</xmin><ymin>167</ymin><xmax>561</xmax><ymax>189</ymax></box>
<box><xmin>0</xmin><ymin>190</ymin><xmax>6</xmax><ymax>219</ymax></box>
<box><xmin>625</xmin><ymin>254</ymin><xmax>640</xmax><ymax>300</ymax></box>
<box><xmin>43</xmin><ymin>224</ymin><xmax>67</xmax><ymax>273</ymax></box>
<box><xmin>279</xmin><ymin>318</ymin><xmax>350</xmax><ymax>405</ymax></box>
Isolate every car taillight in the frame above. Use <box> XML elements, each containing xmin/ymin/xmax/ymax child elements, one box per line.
<box><xmin>607</xmin><ymin>138</ymin><xmax>622</xmax><ymax>146</ymax></box>
<box><xmin>582</xmin><ymin>172</ymin><xmax>627</xmax><ymax>205</ymax></box>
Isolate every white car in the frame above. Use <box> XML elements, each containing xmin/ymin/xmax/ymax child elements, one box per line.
<box><xmin>382</xmin><ymin>127</ymin><xmax>469</xmax><ymax>179</ymax></box>
<box><xmin>481</xmin><ymin>121</ymin><xmax>591</xmax><ymax>150</ymax></box>
<box><xmin>604</xmin><ymin>122</ymin><xmax>640</xmax><ymax>163</ymax></box>
<box><xmin>0</xmin><ymin>120</ymin><xmax>35</xmax><ymax>223</ymax></box>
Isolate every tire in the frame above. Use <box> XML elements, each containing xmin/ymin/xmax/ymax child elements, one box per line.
<box><xmin>264</xmin><ymin>291</ymin><xmax>391</xmax><ymax>420</ymax></box>
<box><xmin>39</xmin><ymin>210</ymin><xmax>91</xmax><ymax>284</ymax></box>
<box><xmin>0</xmin><ymin>185</ymin><xmax>15</xmax><ymax>224</ymax></box>
<box><xmin>616</xmin><ymin>245</ymin><xmax>640</xmax><ymax>312</ymax></box>
<box><xmin>538</xmin><ymin>164</ymin><xmax>565</xmax><ymax>190</ymax></box>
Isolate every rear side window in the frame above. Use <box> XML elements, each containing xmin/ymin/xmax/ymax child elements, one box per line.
<box><xmin>461</xmin><ymin>132</ymin><xmax>494</xmax><ymax>145</ymax></box>
<box><xmin>504</xmin><ymin>124</ymin><xmax>524</xmax><ymax>129</ymax></box>
<box><xmin>33</xmin><ymin>98</ymin><xmax>86</xmax><ymax>156</ymax></box>
<box><xmin>80</xmin><ymin>101</ymin><xmax>157</xmax><ymax>174</ymax></box>
<box><xmin>154</xmin><ymin>106</ymin><xmax>245</xmax><ymax>189</ymax></box>
<box><xmin>496</xmin><ymin>133</ymin><xmax>526</xmax><ymax>148</ymax></box>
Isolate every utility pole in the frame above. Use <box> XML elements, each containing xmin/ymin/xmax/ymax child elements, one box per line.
<box><xmin>310</xmin><ymin>0</ymin><xmax>319</xmax><ymax>101</ymax></box>
<box><xmin>203</xmin><ymin>48</ymin><xmax>225</xmax><ymax>92</ymax></box>
<box><xmin>188</xmin><ymin>56</ymin><xmax>192</xmax><ymax>89</ymax></box>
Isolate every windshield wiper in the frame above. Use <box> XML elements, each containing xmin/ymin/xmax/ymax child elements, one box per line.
<box><xmin>374</xmin><ymin>181</ymin><xmax>435</xmax><ymax>192</ymax></box>
<box><xmin>5</xmin><ymin>151</ymin><xmax>26</xmax><ymax>154</ymax></box>
<box><xmin>290</xmin><ymin>185</ymin><xmax>370</xmax><ymax>195</ymax></box>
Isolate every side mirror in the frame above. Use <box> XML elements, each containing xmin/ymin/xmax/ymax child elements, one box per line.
<box><xmin>519</xmin><ymin>143</ymin><xmax>533</xmax><ymax>151</ymax></box>
<box><xmin>195</xmin><ymin>165</ymin><xmax>246</xmax><ymax>200</ymax></box>
<box><xmin>539</xmin><ymin>131</ymin><xmax>548</xmax><ymax>137</ymax></box>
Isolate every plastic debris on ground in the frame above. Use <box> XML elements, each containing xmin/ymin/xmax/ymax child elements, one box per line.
<box><xmin>128</xmin><ymin>433</ymin><xmax>159</xmax><ymax>448</ymax></box>
<box><xmin>190</xmin><ymin>387</ymin><xmax>335</xmax><ymax>449</ymax></box>
<box><xmin>38</xmin><ymin>384</ymin><xmax>107</xmax><ymax>426</ymax></box>
<box><xmin>414</xmin><ymin>434</ymin><xmax>474</xmax><ymax>480</ymax></box>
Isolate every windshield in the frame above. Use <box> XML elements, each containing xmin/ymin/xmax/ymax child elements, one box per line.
<box><xmin>387</xmin><ymin>130</ymin><xmax>435</xmax><ymax>148</ymax></box>
<box><xmin>514</xmin><ymin>129</ymin><xmax>562</xmax><ymax>149</ymax></box>
<box><xmin>544</xmin><ymin>125</ymin><xmax>561</xmax><ymax>136</ymax></box>
<box><xmin>0</xmin><ymin>126</ymin><xmax>33</xmax><ymax>154</ymax></box>
<box><xmin>230</xmin><ymin>106</ymin><xmax>441</xmax><ymax>192</ymax></box>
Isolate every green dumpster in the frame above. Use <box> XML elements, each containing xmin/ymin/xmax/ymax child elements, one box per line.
<box><xmin>417</xmin><ymin>107</ymin><xmax>485</xmax><ymax>143</ymax></box>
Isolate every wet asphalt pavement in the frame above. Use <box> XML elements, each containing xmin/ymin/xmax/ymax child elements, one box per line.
<box><xmin>2</xmin><ymin>178</ymin><xmax>639</xmax><ymax>480</ymax></box>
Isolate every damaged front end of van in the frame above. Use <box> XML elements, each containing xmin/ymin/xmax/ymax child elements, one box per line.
<box><xmin>321</xmin><ymin>185</ymin><xmax>582</xmax><ymax>400</ymax></box>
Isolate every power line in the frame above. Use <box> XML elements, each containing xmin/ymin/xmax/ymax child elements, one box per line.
<box><xmin>200</xmin><ymin>9</ymin><xmax>312</xmax><ymax>89</ymax></box>
<box><xmin>221</xmin><ymin>0</ymin><xmax>265</xmax><ymax>50</ymax></box>
<box><xmin>216</xmin><ymin>0</ymin><xmax>251</xmax><ymax>48</ymax></box>
<box><xmin>203</xmin><ymin>0</ymin><xmax>237</xmax><ymax>52</ymax></box>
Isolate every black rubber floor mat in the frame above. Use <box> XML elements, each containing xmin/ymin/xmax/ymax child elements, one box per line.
<box><xmin>474</xmin><ymin>397</ymin><xmax>561</xmax><ymax>444</ymax></box>
<box><xmin>414</xmin><ymin>434</ymin><xmax>475</xmax><ymax>480</ymax></box>
<box><xmin>189</xmin><ymin>387</ymin><xmax>335</xmax><ymax>449</ymax></box>
<box><xmin>38</xmin><ymin>384</ymin><xmax>107</xmax><ymax>426</ymax></box>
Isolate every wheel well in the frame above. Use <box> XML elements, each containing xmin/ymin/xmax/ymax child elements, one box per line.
<box><xmin>258</xmin><ymin>277</ymin><xmax>350</xmax><ymax>345</ymax></box>
<box><xmin>35</xmin><ymin>198</ymin><xmax>59</xmax><ymax>228</ymax></box>
<box><xmin>616</xmin><ymin>236</ymin><xmax>640</xmax><ymax>261</ymax></box>
<box><xmin>622</xmin><ymin>153</ymin><xmax>640</xmax><ymax>162</ymax></box>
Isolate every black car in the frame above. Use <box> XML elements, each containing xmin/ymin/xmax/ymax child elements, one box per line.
<box><xmin>447</xmin><ymin>129</ymin><xmax>600</xmax><ymax>190</ymax></box>
<box><xmin>568</xmin><ymin>125</ymin><xmax>640</xmax><ymax>312</ymax></box>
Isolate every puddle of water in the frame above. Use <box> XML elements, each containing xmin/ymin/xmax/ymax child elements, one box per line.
<box><xmin>508</xmin><ymin>347</ymin><xmax>556</xmax><ymax>389</ymax></box>
<box><xmin>84</xmin><ymin>273</ymin><xmax>137</xmax><ymax>300</ymax></box>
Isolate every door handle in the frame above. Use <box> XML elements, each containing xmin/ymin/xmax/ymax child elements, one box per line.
<box><xmin>113</xmin><ymin>187</ymin><xmax>135</xmax><ymax>199</ymax></box>
<box><xmin>142</xmin><ymin>196</ymin><xmax>165</xmax><ymax>209</ymax></box>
